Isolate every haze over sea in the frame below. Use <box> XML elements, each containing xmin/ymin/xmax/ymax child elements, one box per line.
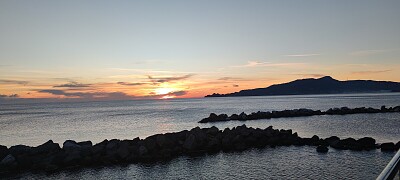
<box><xmin>1</xmin><ymin>93</ymin><xmax>399</xmax><ymax>179</ymax></box>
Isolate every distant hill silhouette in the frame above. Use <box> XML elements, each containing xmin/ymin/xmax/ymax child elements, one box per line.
<box><xmin>205</xmin><ymin>76</ymin><xmax>400</xmax><ymax>97</ymax></box>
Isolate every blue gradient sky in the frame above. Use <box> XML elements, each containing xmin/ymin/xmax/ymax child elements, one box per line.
<box><xmin>0</xmin><ymin>0</ymin><xmax>399</xmax><ymax>99</ymax></box>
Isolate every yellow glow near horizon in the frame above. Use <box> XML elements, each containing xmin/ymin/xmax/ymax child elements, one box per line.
<box><xmin>155</xmin><ymin>87</ymin><xmax>174</xmax><ymax>95</ymax></box>
<box><xmin>161</xmin><ymin>95</ymin><xmax>175</xmax><ymax>99</ymax></box>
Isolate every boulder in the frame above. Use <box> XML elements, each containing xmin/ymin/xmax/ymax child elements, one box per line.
<box><xmin>0</xmin><ymin>154</ymin><xmax>17</xmax><ymax>166</ymax></box>
<box><xmin>183</xmin><ymin>134</ymin><xmax>197</xmax><ymax>151</ymax></box>
<box><xmin>63</xmin><ymin>150</ymin><xmax>82</xmax><ymax>166</ymax></box>
<box><xmin>77</xmin><ymin>141</ymin><xmax>92</xmax><ymax>148</ymax></box>
<box><xmin>0</xmin><ymin>145</ymin><xmax>8</xmax><ymax>160</ymax></box>
<box><xmin>32</xmin><ymin>140</ymin><xmax>60</xmax><ymax>155</ymax></box>
<box><xmin>316</xmin><ymin>145</ymin><xmax>329</xmax><ymax>153</ymax></box>
<box><xmin>138</xmin><ymin>146</ymin><xmax>148</xmax><ymax>156</ymax></box>
<box><xmin>63</xmin><ymin>140</ymin><xmax>81</xmax><ymax>150</ymax></box>
<box><xmin>116</xmin><ymin>143</ymin><xmax>130</xmax><ymax>160</ymax></box>
<box><xmin>206</xmin><ymin>126</ymin><xmax>219</xmax><ymax>136</ymax></box>
<box><xmin>381</xmin><ymin>143</ymin><xmax>396</xmax><ymax>152</ymax></box>
<box><xmin>357</xmin><ymin>137</ymin><xmax>376</xmax><ymax>150</ymax></box>
<box><xmin>156</xmin><ymin>135</ymin><xmax>174</xmax><ymax>149</ymax></box>
<box><xmin>106</xmin><ymin>139</ymin><xmax>120</xmax><ymax>151</ymax></box>
<box><xmin>9</xmin><ymin>145</ymin><xmax>31</xmax><ymax>156</ymax></box>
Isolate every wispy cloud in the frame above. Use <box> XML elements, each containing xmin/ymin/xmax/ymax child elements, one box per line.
<box><xmin>117</xmin><ymin>82</ymin><xmax>146</xmax><ymax>86</ymax></box>
<box><xmin>233</xmin><ymin>84</ymin><xmax>239</xmax><ymax>87</ymax></box>
<box><xmin>38</xmin><ymin>89</ymin><xmax>134</xmax><ymax>100</ymax></box>
<box><xmin>218</xmin><ymin>77</ymin><xmax>245</xmax><ymax>81</ymax></box>
<box><xmin>233</xmin><ymin>61</ymin><xmax>306</xmax><ymax>68</ymax></box>
<box><xmin>291</xmin><ymin>73</ymin><xmax>326</xmax><ymax>78</ymax></box>
<box><xmin>0</xmin><ymin>94</ymin><xmax>19</xmax><ymax>98</ymax></box>
<box><xmin>351</xmin><ymin>70</ymin><xmax>392</xmax><ymax>75</ymax></box>
<box><xmin>0</xmin><ymin>79</ymin><xmax>29</xmax><ymax>85</ymax></box>
<box><xmin>147</xmin><ymin>90</ymin><xmax>188</xmax><ymax>98</ymax></box>
<box><xmin>53</xmin><ymin>81</ymin><xmax>91</xmax><ymax>88</ymax></box>
<box><xmin>350</xmin><ymin>49</ymin><xmax>391</xmax><ymax>56</ymax></box>
<box><xmin>148</xmin><ymin>74</ymin><xmax>195</xmax><ymax>84</ymax></box>
<box><xmin>285</xmin><ymin>54</ymin><xmax>320</xmax><ymax>57</ymax></box>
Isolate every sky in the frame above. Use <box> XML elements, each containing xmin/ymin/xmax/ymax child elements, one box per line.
<box><xmin>0</xmin><ymin>0</ymin><xmax>399</xmax><ymax>100</ymax></box>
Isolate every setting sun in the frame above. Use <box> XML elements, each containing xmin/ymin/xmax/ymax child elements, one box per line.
<box><xmin>155</xmin><ymin>88</ymin><xmax>174</xmax><ymax>95</ymax></box>
<box><xmin>161</xmin><ymin>95</ymin><xmax>175</xmax><ymax>99</ymax></box>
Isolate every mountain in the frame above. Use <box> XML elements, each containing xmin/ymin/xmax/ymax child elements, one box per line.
<box><xmin>205</xmin><ymin>76</ymin><xmax>400</xmax><ymax>97</ymax></box>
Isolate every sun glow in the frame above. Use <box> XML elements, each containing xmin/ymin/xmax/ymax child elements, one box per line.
<box><xmin>161</xmin><ymin>95</ymin><xmax>175</xmax><ymax>99</ymax></box>
<box><xmin>155</xmin><ymin>87</ymin><xmax>174</xmax><ymax>95</ymax></box>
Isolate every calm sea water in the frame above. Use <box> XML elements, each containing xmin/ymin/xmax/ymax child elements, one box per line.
<box><xmin>1</xmin><ymin>93</ymin><xmax>399</xmax><ymax>179</ymax></box>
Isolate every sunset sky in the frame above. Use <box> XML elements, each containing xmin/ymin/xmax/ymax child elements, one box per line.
<box><xmin>1</xmin><ymin>0</ymin><xmax>399</xmax><ymax>100</ymax></box>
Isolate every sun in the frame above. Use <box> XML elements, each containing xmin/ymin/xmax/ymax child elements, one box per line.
<box><xmin>155</xmin><ymin>87</ymin><xmax>174</xmax><ymax>95</ymax></box>
<box><xmin>161</xmin><ymin>95</ymin><xmax>175</xmax><ymax>99</ymax></box>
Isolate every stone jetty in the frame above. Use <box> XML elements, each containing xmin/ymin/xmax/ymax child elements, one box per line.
<box><xmin>0</xmin><ymin>125</ymin><xmax>399</xmax><ymax>175</ymax></box>
<box><xmin>199</xmin><ymin>105</ymin><xmax>400</xmax><ymax>123</ymax></box>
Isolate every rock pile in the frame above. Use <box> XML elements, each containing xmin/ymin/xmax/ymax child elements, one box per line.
<box><xmin>199</xmin><ymin>105</ymin><xmax>400</xmax><ymax>123</ymax></box>
<box><xmin>0</xmin><ymin>125</ymin><xmax>399</xmax><ymax>175</ymax></box>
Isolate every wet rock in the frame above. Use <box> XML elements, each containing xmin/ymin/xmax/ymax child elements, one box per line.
<box><xmin>381</xmin><ymin>143</ymin><xmax>396</xmax><ymax>152</ymax></box>
<box><xmin>357</xmin><ymin>137</ymin><xmax>376</xmax><ymax>150</ymax></box>
<box><xmin>183</xmin><ymin>134</ymin><xmax>197</xmax><ymax>151</ymax></box>
<box><xmin>32</xmin><ymin>140</ymin><xmax>60</xmax><ymax>155</ymax></box>
<box><xmin>63</xmin><ymin>140</ymin><xmax>81</xmax><ymax>150</ymax></box>
<box><xmin>206</xmin><ymin>126</ymin><xmax>219</xmax><ymax>136</ymax></box>
<box><xmin>77</xmin><ymin>141</ymin><xmax>92</xmax><ymax>148</ymax></box>
<box><xmin>9</xmin><ymin>145</ymin><xmax>31</xmax><ymax>156</ymax></box>
<box><xmin>316</xmin><ymin>145</ymin><xmax>329</xmax><ymax>153</ymax></box>
<box><xmin>0</xmin><ymin>145</ymin><xmax>8</xmax><ymax>160</ymax></box>
<box><xmin>138</xmin><ymin>146</ymin><xmax>148</xmax><ymax>156</ymax></box>
<box><xmin>0</xmin><ymin>154</ymin><xmax>17</xmax><ymax>166</ymax></box>
<box><xmin>116</xmin><ymin>143</ymin><xmax>130</xmax><ymax>160</ymax></box>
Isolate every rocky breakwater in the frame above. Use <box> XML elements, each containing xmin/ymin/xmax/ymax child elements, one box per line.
<box><xmin>0</xmin><ymin>125</ymin><xmax>399</xmax><ymax>175</ymax></box>
<box><xmin>199</xmin><ymin>105</ymin><xmax>400</xmax><ymax>123</ymax></box>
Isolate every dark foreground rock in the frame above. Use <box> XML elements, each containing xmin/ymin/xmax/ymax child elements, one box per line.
<box><xmin>199</xmin><ymin>105</ymin><xmax>400</xmax><ymax>123</ymax></box>
<box><xmin>0</xmin><ymin>125</ymin><xmax>398</xmax><ymax>175</ymax></box>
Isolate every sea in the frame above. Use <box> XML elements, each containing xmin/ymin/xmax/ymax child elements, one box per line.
<box><xmin>0</xmin><ymin>93</ymin><xmax>399</xmax><ymax>179</ymax></box>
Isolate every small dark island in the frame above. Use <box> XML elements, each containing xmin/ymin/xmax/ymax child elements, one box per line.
<box><xmin>205</xmin><ymin>76</ymin><xmax>400</xmax><ymax>97</ymax></box>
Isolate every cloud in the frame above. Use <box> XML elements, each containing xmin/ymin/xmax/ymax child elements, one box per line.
<box><xmin>233</xmin><ymin>84</ymin><xmax>239</xmax><ymax>87</ymax></box>
<box><xmin>233</xmin><ymin>61</ymin><xmax>305</xmax><ymax>68</ymax></box>
<box><xmin>117</xmin><ymin>82</ymin><xmax>146</xmax><ymax>86</ymax></box>
<box><xmin>351</xmin><ymin>70</ymin><xmax>392</xmax><ymax>75</ymax></box>
<box><xmin>350</xmin><ymin>49</ymin><xmax>391</xmax><ymax>56</ymax></box>
<box><xmin>148</xmin><ymin>74</ymin><xmax>195</xmax><ymax>84</ymax></box>
<box><xmin>53</xmin><ymin>81</ymin><xmax>91</xmax><ymax>88</ymax></box>
<box><xmin>218</xmin><ymin>77</ymin><xmax>245</xmax><ymax>81</ymax></box>
<box><xmin>0</xmin><ymin>79</ymin><xmax>29</xmax><ymax>85</ymax></box>
<box><xmin>285</xmin><ymin>54</ymin><xmax>320</xmax><ymax>57</ymax></box>
<box><xmin>38</xmin><ymin>89</ymin><xmax>134</xmax><ymax>100</ymax></box>
<box><xmin>147</xmin><ymin>90</ymin><xmax>188</xmax><ymax>98</ymax></box>
<box><xmin>0</xmin><ymin>94</ymin><xmax>19</xmax><ymax>98</ymax></box>
<box><xmin>291</xmin><ymin>73</ymin><xmax>326</xmax><ymax>78</ymax></box>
